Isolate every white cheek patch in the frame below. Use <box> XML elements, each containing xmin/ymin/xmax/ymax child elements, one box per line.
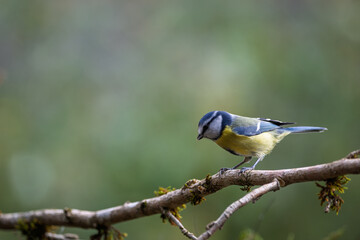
<box><xmin>205</xmin><ymin>115</ymin><xmax>223</xmax><ymax>139</ymax></box>
<box><xmin>211</xmin><ymin>115</ymin><xmax>222</xmax><ymax>130</ymax></box>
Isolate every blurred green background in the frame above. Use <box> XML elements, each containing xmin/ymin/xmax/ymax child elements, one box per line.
<box><xmin>1</xmin><ymin>1</ymin><xmax>360</xmax><ymax>239</ymax></box>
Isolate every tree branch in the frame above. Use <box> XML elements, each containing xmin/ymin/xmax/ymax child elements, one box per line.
<box><xmin>0</xmin><ymin>151</ymin><xmax>359</xmax><ymax>238</ymax></box>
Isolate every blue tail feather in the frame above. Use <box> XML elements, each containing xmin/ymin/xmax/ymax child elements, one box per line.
<box><xmin>282</xmin><ymin>126</ymin><xmax>327</xmax><ymax>133</ymax></box>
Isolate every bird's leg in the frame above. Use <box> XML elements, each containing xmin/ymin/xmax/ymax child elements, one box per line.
<box><xmin>240</xmin><ymin>155</ymin><xmax>265</xmax><ymax>172</ymax></box>
<box><xmin>219</xmin><ymin>156</ymin><xmax>252</xmax><ymax>174</ymax></box>
<box><xmin>232</xmin><ymin>156</ymin><xmax>252</xmax><ymax>169</ymax></box>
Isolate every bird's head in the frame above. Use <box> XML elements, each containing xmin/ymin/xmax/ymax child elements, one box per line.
<box><xmin>197</xmin><ymin>111</ymin><xmax>231</xmax><ymax>140</ymax></box>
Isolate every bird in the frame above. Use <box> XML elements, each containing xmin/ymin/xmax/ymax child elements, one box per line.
<box><xmin>197</xmin><ymin>111</ymin><xmax>327</xmax><ymax>173</ymax></box>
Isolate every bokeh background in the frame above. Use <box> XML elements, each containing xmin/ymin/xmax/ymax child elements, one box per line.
<box><xmin>1</xmin><ymin>1</ymin><xmax>360</xmax><ymax>239</ymax></box>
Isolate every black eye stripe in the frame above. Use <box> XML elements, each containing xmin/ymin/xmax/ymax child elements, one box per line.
<box><xmin>201</xmin><ymin>125</ymin><xmax>208</xmax><ymax>135</ymax></box>
<box><xmin>201</xmin><ymin>116</ymin><xmax>217</xmax><ymax>135</ymax></box>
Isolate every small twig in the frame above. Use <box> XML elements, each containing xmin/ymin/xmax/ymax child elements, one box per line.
<box><xmin>346</xmin><ymin>149</ymin><xmax>360</xmax><ymax>159</ymax></box>
<box><xmin>161</xmin><ymin>208</ymin><xmax>197</xmax><ymax>240</ymax></box>
<box><xmin>197</xmin><ymin>179</ymin><xmax>280</xmax><ymax>240</ymax></box>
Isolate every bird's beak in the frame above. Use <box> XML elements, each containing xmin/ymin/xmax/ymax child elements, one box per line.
<box><xmin>197</xmin><ymin>134</ymin><xmax>203</xmax><ymax>140</ymax></box>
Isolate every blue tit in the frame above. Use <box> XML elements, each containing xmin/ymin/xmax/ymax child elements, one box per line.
<box><xmin>197</xmin><ymin>111</ymin><xmax>327</xmax><ymax>172</ymax></box>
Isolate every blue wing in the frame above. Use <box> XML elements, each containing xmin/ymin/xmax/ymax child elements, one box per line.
<box><xmin>231</xmin><ymin>117</ymin><xmax>290</xmax><ymax>136</ymax></box>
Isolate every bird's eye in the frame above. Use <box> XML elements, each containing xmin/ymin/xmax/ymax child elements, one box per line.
<box><xmin>203</xmin><ymin>125</ymin><xmax>208</xmax><ymax>132</ymax></box>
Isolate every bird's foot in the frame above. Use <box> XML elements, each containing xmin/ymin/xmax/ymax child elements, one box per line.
<box><xmin>239</xmin><ymin>167</ymin><xmax>253</xmax><ymax>173</ymax></box>
<box><xmin>219</xmin><ymin>167</ymin><xmax>232</xmax><ymax>175</ymax></box>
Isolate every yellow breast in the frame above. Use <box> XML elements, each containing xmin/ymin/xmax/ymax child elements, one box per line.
<box><xmin>214</xmin><ymin>126</ymin><xmax>289</xmax><ymax>157</ymax></box>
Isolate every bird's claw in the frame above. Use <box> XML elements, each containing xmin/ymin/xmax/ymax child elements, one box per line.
<box><xmin>220</xmin><ymin>167</ymin><xmax>253</xmax><ymax>175</ymax></box>
<box><xmin>219</xmin><ymin>167</ymin><xmax>231</xmax><ymax>175</ymax></box>
<box><xmin>239</xmin><ymin>167</ymin><xmax>253</xmax><ymax>174</ymax></box>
